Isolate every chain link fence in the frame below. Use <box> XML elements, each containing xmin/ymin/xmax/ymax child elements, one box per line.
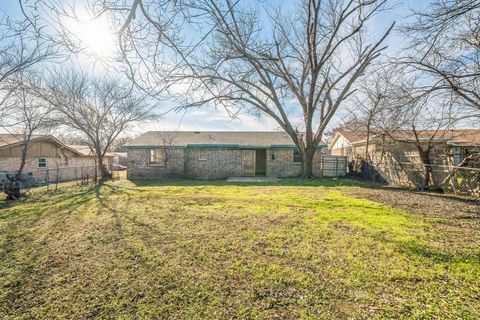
<box><xmin>0</xmin><ymin>166</ymin><xmax>100</xmax><ymax>196</ymax></box>
<box><xmin>355</xmin><ymin>160</ymin><xmax>480</xmax><ymax>197</ymax></box>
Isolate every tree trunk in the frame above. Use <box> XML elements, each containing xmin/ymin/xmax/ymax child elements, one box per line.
<box><xmin>365</xmin><ymin>129</ymin><xmax>372</xmax><ymax>179</ymax></box>
<box><xmin>15</xmin><ymin>136</ymin><xmax>31</xmax><ymax>181</ymax></box>
<box><xmin>8</xmin><ymin>136</ymin><xmax>32</xmax><ymax>200</ymax></box>
<box><xmin>301</xmin><ymin>147</ymin><xmax>316</xmax><ymax>179</ymax></box>
<box><xmin>97</xmin><ymin>155</ymin><xmax>109</xmax><ymax>180</ymax></box>
<box><xmin>417</xmin><ymin>148</ymin><xmax>432</xmax><ymax>190</ymax></box>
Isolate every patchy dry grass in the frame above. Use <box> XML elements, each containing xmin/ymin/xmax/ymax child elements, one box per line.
<box><xmin>0</xmin><ymin>179</ymin><xmax>479</xmax><ymax>319</ymax></box>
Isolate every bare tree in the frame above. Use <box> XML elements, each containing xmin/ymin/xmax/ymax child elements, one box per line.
<box><xmin>347</xmin><ymin>66</ymin><xmax>398</xmax><ymax>164</ymax></box>
<box><xmin>42</xmin><ymin>69</ymin><xmax>155</xmax><ymax>180</ymax></box>
<box><xmin>157</xmin><ymin>132</ymin><xmax>178</xmax><ymax>173</ymax></box>
<box><xmin>21</xmin><ymin>0</ymin><xmax>192</xmax><ymax>97</ymax></box>
<box><xmin>403</xmin><ymin>0</ymin><xmax>480</xmax><ymax>117</ymax></box>
<box><xmin>168</xmin><ymin>0</ymin><xmax>394</xmax><ymax>178</ymax></box>
<box><xmin>0</xmin><ymin>12</ymin><xmax>54</xmax><ymax>125</ymax></box>
<box><xmin>4</xmin><ymin>74</ymin><xmax>55</xmax><ymax>180</ymax></box>
<box><xmin>46</xmin><ymin>0</ymin><xmax>393</xmax><ymax>178</ymax></box>
<box><xmin>380</xmin><ymin>87</ymin><xmax>456</xmax><ymax>189</ymax></box>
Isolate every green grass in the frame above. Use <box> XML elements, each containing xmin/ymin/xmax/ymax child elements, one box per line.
<box><xmin>1</xmin><ymin>178</ymin><xmax>479</xmax><ymax>319</ymax></box>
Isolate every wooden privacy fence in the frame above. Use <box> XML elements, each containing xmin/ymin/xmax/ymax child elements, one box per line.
<box><xmin>315</xmin><ymin>155</ymin><xmax>348</xmax><ymax>177</ymax></box>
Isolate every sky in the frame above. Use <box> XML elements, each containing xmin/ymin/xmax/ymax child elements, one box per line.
<box><xmin>0</xmin><ymin>0</ymin><xmax>431</xmax><ymax>136</ymax></box>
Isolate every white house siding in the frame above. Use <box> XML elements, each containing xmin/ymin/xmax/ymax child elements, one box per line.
<box><xmin>330</xmin><ymin>134</ymin><xmax>352</xmax><ymax>156</ymax></box>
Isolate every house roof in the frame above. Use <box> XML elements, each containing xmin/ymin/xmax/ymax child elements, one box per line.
<box><xmin>329</xmin><ymin>129</ymin><xmax>480</xmax><ymax>147</ymax></box>
<box><xmin>446</xmin><ymin>130</ymin><xmax>480</xmax><ymax>146</ymax></box>
<box><xmin>0</xmin><ymin>134</ymin><xmax>112</xmax><ymax>157</ymax></box>
<box><xmin>124</xmin><ymin>131</ymin><xmax>326</xmax><ymax>148</ymax></box>
<box><xmin>0</xmin><ymin>134</ymin><xmax>84</xmax><ymax>156</ymax></box>
<box><xmin>333</xmin><ymin>129</ymin><xmax>369</xmax><ymax>144</ymax></box>
<box><xmin>329</xmin><ymin>129</ymin><xmax>367</xmax><ymax>150</ymax></box>
<box><xmin>68</xmin><ymin>145</ymin><xmax>114</xmax><ymax>157</ymax></box>
<box><xmin>0</xmin><ymin>134</ymin><xmax>50</xmax><ymax>148</ymax></box>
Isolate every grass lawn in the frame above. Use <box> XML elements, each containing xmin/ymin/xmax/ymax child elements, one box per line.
<box><xmin>0</xmin><ymin>178</ymin><xmax>479</xmax><ymax>319</ymax></box>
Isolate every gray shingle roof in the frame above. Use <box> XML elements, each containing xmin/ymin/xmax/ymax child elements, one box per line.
<box><xmin>125</xmin><ymin>131</ymin><xmax>325</xmax><ymax>148</ymax></box>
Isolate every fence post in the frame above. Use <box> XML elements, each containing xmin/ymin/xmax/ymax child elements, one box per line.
<box><xmin>46</xmin><ymin>169</ymin><xmax>50</xmax><ymax>191</ymax></box>
<box><xmin>335</xmin><ymin>157</ymin><xmax>338</xmax><ymax>177</ymax></box>
<box><xmin>55</xmin><ymin>168</ymin><xmax>59</xmax><ymax>191</ymax></box>
<box><xmin>320</xmin><ymin>155</ymin><xmax>323</xmax><ymax>178</ymax></box>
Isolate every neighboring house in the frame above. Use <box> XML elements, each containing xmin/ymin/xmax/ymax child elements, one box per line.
<box><xmin>329</xmin><ymin>129</ymin><xmax>480</xmax><ymax>188</ymax></box>
<box><xmin>329</xmin><ymin>129</ymin><xmax>480</xmax><ymax>166</ymax></box>
<box><xmin>329</xmin><ymin>130</ymin><xmax>368</xmax><ymax>157</ymax></box>
<box><xmin>0</xmin><ymin>134</ymin><xmax>112</xmax><ymax>182</ymax></box>
<box><xmin>124</xmin><ymin>131</ymin><xmax>336</xmax><ymax>180</ymax></box>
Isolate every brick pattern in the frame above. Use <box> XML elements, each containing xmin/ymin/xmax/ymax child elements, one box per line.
<box><xmin>128</xmin><ymin>147</ymin><xmax>327</xmax><ymax>180</ymax></box>
<box><xmin>185</xmin><ymin>148</ymin><xmax>242</xmax><ymax>179</ymax></box>
<box><xmin>266</xmin><ymin>149</ymin><xmax>302</xmax><ymax>177</ymax></box>
<box><xmin>127</xmin><ymin>148</ymin><xmax>185</xmax><ymax>179</ymax></box>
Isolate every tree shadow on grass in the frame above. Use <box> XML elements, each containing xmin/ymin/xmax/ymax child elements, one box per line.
<box><xmin>0</xmin><ymin>185</ymin><xmax>103</xmax><ymax>315</ymax></box>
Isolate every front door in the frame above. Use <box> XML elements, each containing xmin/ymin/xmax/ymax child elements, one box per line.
<box><xmin>241</xmin><ymin>150</ymin><xmax>255</xmax><ymax>176</ymax></box>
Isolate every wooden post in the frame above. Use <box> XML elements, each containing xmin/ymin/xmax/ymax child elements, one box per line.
<box><xmin>335</xmin><ymin>157</ymin><xmax>339</xmax><ymax>177</ymax></box>
<box><xmin>321</xmin><ymin>156</ymin><xmax>324</xmax><ymax>178</ymax></box>
<box><xmin>46</xmin><ymin>169</ymin><xmax>50</xmax><ymax>191</ymax></box>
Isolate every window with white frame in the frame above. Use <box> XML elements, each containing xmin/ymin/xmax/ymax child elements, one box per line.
<box><xmin>37</xmin><ymin>158</ymin><xmax>47</xmax><ymax>168</ymax></box>
<box><xmin>198</xmin><ymin>149</ymin><xmax>207</xmax><ymax>161</ymax></box>
<box><xmin>149</xmin><ymin>149</ymin><xmax>165</xmax><ymax>166</ymax></box>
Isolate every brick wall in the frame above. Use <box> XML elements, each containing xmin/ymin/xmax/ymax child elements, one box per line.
<box><xmin>185</xmin><ymin>148</ymin><xmax>242</xmax><ymax>179</ymax></box>
<box><xmin>266</xmin><ymin>149</ymin><xmax>302</xmax><ymax>177</ymax></box>
<box><xmin>266</xmin><ymin>148</ymin><xmax>324</xmax><ymax>178</ymax></box>
<box><xmin>127</xmin><ymin>148</ymin><xmax>185</xmax><ymax>179</ymax></box>
<box><xmin>128</xmin><ymin>147</ymin><xmax>327</xmax><ymax>180</ymax></box>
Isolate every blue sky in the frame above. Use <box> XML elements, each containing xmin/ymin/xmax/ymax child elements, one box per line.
<box><xmin>1</xmin><ymin>0</ymin><xmax>431</xmax><ymax>135</ymax></box>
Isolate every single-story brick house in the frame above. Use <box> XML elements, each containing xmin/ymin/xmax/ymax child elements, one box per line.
<box><xmin>124</xmin><ymin>131</ymin><xmax>331</xmax><ymax>180</ymax></box>
<box><xmin>0</xmin><ymin>134</ymin><xmax>113</xmax><ymax>181</ymax></box>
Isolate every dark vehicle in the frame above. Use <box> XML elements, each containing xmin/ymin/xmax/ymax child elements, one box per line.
<box><xmin>0</xmin><ymin>171</ymin><xmax>41</xmax><ymax>191</ymax></box>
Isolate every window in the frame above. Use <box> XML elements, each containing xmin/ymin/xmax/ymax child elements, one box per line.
<box><xmin>198</xmin><ymin>149</ymin><xmax>207</xmax><ymax>161</ymax></box>
<box><xmin>149</xmin><ymin>149</ymin><xmax>165</xmax><ymax>166</ymax></box>
<box><xmin>37</xmin><ymin>158</ymin><xmax>47</xmax><ymax>168</ymax></box>
<box><xmin>293</xmin><ymin>150</ymin><xmax>303</xmax><ymax>163</ymax></box>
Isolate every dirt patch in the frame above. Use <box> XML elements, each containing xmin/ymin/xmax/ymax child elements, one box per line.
<box><xmin>346</xmin><ymin>186</ymin><xmax>480</xmax><ymax>228</ymax></box>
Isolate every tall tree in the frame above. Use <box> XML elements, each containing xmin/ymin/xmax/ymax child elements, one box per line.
<box><xmin>2</xmin><ymin>73</ymin><xmax>55</xmax><ymax>180</ymax></box>
<box><xmin>42</xmin><ymin>69</ymin><xmax>154</xmax><ymax>180</ymax></box>
<box><xmin>174</xmin><ymin>0</ymin><xmax>394</xmax><ymax>177</ymax></box>
<box><xmin>380</xmin><ymin>87</ymin><xmax>456</xmax><ymax>190</ymax></box>
<box><xmin>54</xmin><ymin>0</ymin><xmax>394</xmax><ymax>178</ymax></box>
